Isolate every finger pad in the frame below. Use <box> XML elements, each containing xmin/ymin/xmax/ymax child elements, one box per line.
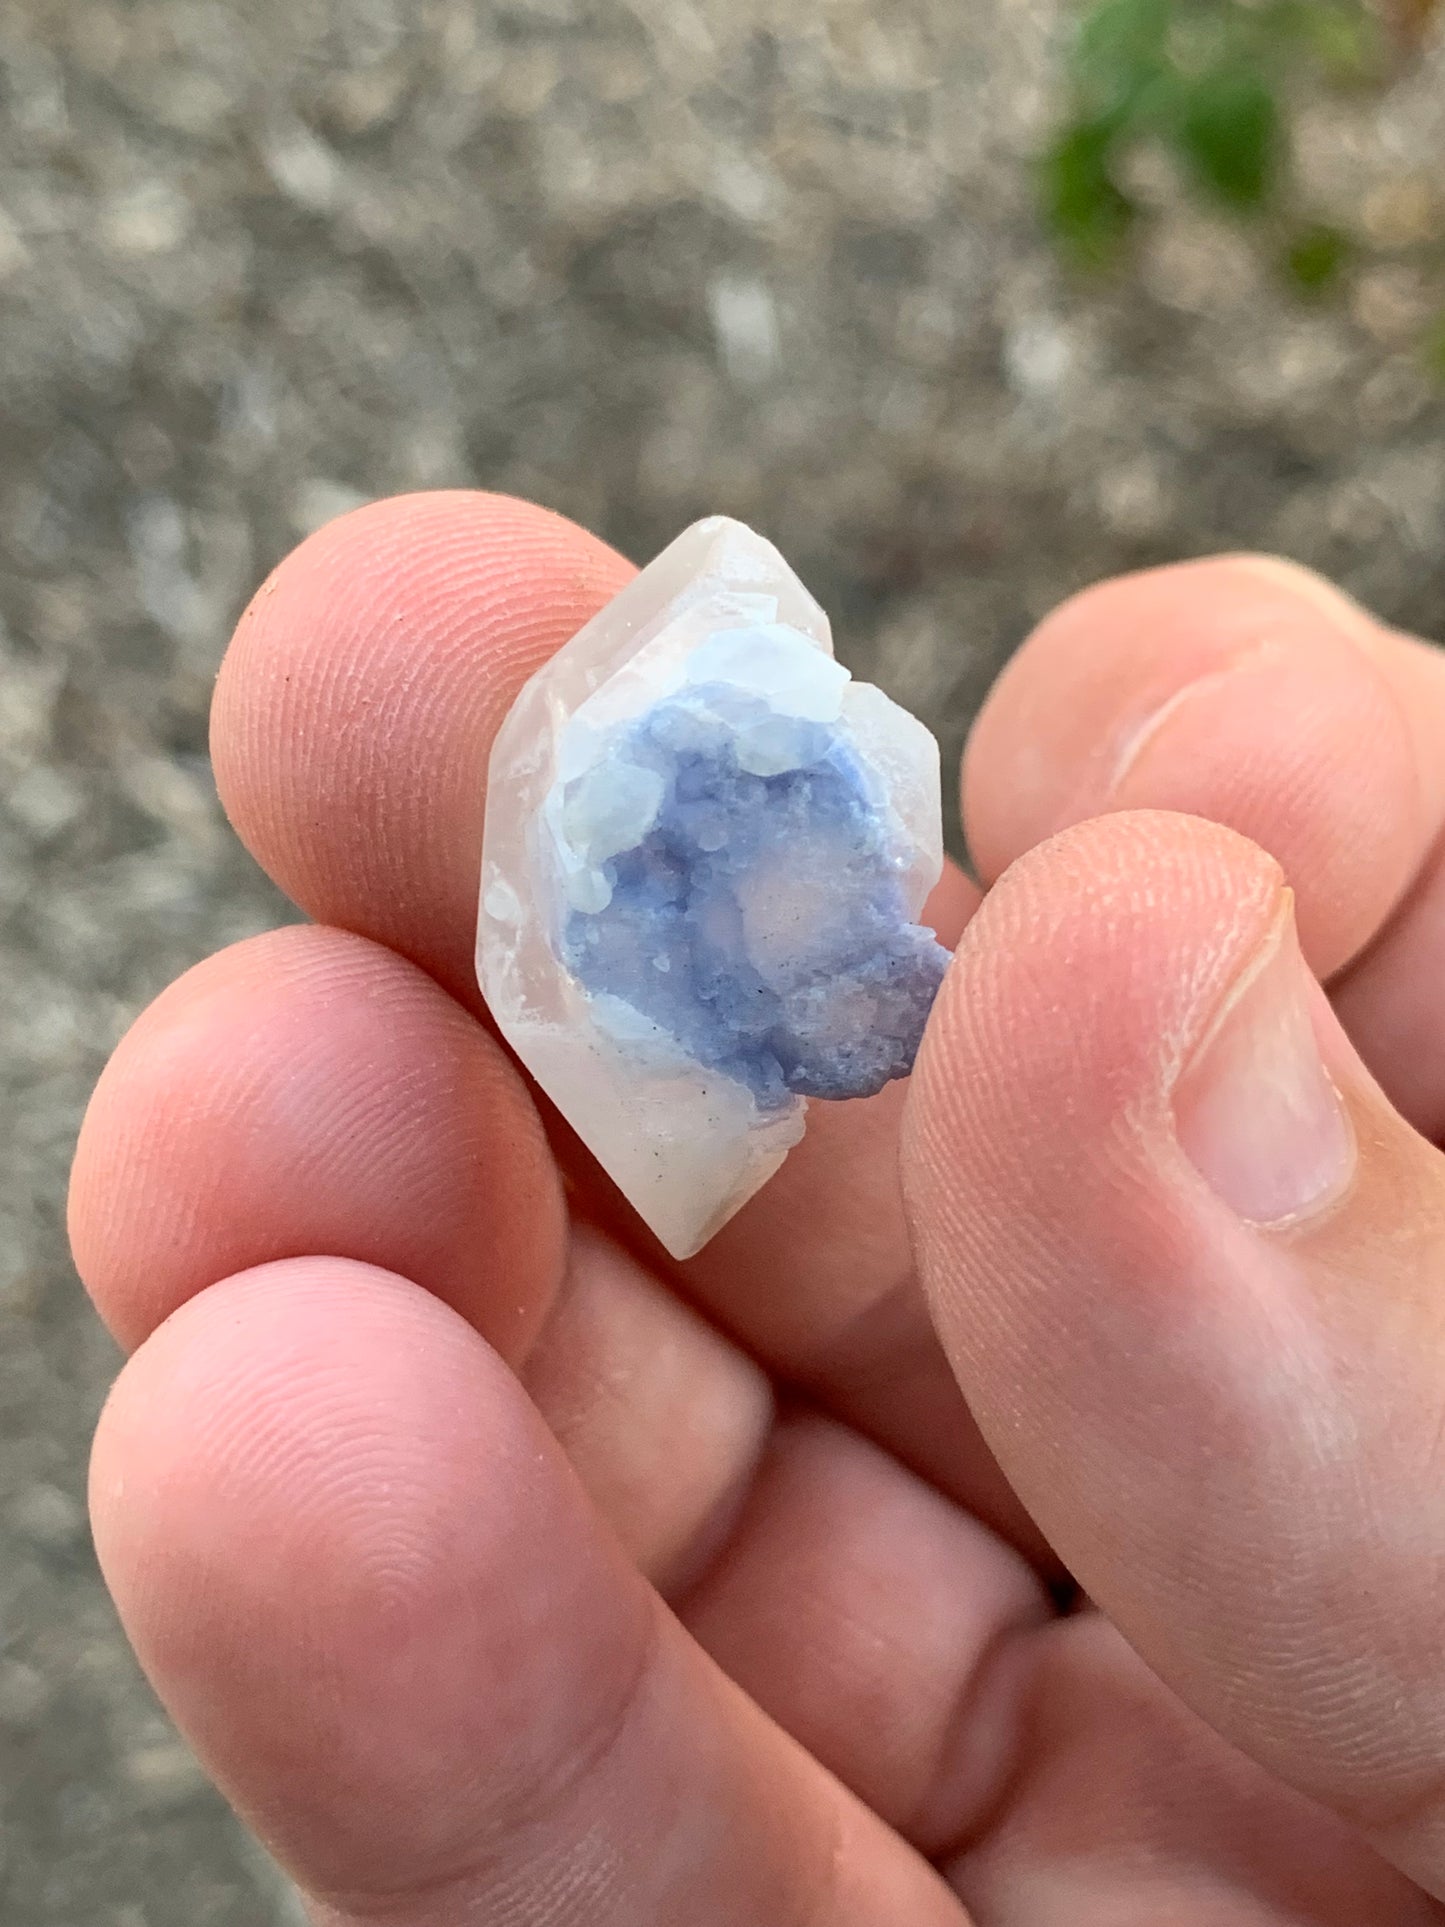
<box><xmin>69</xmin><ymin>924</ymin><xmax>566</xmax><ymax>1357</ymax></box>
<box><xmin>90</xmin><ymin>1258</ymin><xmax>651</xmax><ymax>1899</ymax></box>
<box><xmin>965</xmin><ymin>559</ymin><xmax>1425</xmax><ymax>976</ymax></box>
<box><xmin>211</xmin><ymin>491</ymin><xmax>635</xmax><ymax>1003</ymax></box>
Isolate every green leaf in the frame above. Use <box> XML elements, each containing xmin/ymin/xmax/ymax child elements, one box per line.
<box><xmin>1285</xmin><ymin>222</ymin><xmax>1350</xmax><ymax>292</ymax></box>
<box><xmin>1071</xmin><ymin>0</ymin><xmax>1174</xmax><ymax>116</ymax></box>
<box><xmin>1170</xmin><ymin>69</ymin><xmax>1282</xmax><ymax>209</ymax></box>
<box><xmin>1042</xmin><ymin>118</ymin><xmax>1136</xmax><ymax>267</ymax></box>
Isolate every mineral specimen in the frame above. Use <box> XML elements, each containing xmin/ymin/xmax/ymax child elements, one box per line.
<box><xmin>477</xmin><ymin>517</ymin><xmax>949</xmax><ymax>1259</ymax></box>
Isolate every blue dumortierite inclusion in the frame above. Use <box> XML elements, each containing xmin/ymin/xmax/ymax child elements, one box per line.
<box><xmin>556</xmin><ymin>683</ymin><xmax>950</xmax><ymax>1109</ymax></box>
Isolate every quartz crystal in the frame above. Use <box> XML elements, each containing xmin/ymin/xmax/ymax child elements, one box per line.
<box><xmin>478</xmin><ymin>517</ymin><xmax>949</xmax><ymax>1260</ymax></box>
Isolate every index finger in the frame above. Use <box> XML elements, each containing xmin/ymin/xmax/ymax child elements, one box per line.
<box><xmin>214</xmin><ymin>491</ymin><xmax>636</xmax><ymax>1009</ymax></box>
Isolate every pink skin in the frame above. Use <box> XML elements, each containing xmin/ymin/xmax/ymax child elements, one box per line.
<box><xmin>71</xmin><ymin>494</ymin><xmax>1445</xmax><ymax>1922</ymax></box>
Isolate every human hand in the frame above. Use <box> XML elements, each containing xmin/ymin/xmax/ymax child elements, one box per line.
<box><xmin>71</xmin><ymin>494</ymin><xmax>1445</xmax><ymax>1923</ymax></box>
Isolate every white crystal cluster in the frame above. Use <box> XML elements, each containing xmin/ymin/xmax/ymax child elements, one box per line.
<box><xmin>478</xmin><ymin>517</ymin><xmax>946</xmax><ymax>1259</ymax></box>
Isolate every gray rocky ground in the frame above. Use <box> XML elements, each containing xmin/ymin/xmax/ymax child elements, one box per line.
<box><xmin>0</xmin><ymin>1</ymin><xmax>1442</xmax><ymax>1919</ymax></box>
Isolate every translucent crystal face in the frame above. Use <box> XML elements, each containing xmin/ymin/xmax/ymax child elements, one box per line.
<box><xmin>478</xmin><ymin>517</ymin><xmax>948</xmax><ymax>1260</ymax></box>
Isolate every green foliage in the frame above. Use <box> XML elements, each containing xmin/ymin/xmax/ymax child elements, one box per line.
<box><xmin>1072</xmin><ymin>0</ymin><xmax>1173</xmax><ymax>113</ymax></box>
<box><xmin>1172</xmin><ymin>70</ymin><xmax>1280</xmax><ymax>208</ymax></box>
<box><xmin>1043</xmin><ymin>0</ymin><xmax>1382</xmax><ymax>265</ymax></box>
<box><xmin>1285</xmin><ymin>222</ymin><xmax>1351</xmax><ymax>292</ymax></box>
<box><xmin>1044</xmin><ymin>0</ymin><xmax>1443</xmax><ymax>379</ymax></box>
<box><xmin>1043</xmin><ymin>119</ymin><xmax>1138</xmax><ymax>267</ymax></box>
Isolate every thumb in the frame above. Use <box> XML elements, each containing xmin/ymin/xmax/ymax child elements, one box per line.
<box><xmin>903</xmin><ymin>810</ymin><xmax>1445</xmax><ymax>1896</ymax></box>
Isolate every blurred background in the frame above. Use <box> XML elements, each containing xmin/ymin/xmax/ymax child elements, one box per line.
<box><xmin>1</xmin><ymin>0</ymin><xmax>1441</xmax><ymax>1919</ymax></box>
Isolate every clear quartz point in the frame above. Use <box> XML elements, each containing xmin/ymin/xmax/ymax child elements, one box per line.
<box><xmin>477</xmin><ymin>516</ymin><xmax>948</xmax><ymax>1260</ymax></box>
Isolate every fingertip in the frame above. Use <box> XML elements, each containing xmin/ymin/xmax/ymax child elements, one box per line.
<box><xmin>916</xmin><ymin>809</ymin><xmax>1285</xmax><ymax>1117</ymax></box>
<box><xmin>1211</xmin><ymin>552</ymin><xmax>1384</xmax><ymax>636</ymax></box>
<box><xmin>89</xmin><ymin>1256</ymin><xmax>476</xmax><ymax>1575</ymax></box>
<box><xmin>962</xmin><ymin>557</ymin><xmax>1259</xmax><ymax>879</ymax></box>
<box><xmin>211</xmin><ymin>491</ymin><xmax>634</xmax><ymax>999</ymax></box>
<box><xmin>90</xmin><ymin>1256</ymin><xmax>652</xmax><ymax>1903</ymax></box>
<box><xmin>69</xmin><ymin>923</ymin><xmax>567</xmax><ymax>1358</ymax></box>
<box><xmin>905</xmin><ymin>809</ymin><xmax>1287</xmax><ymax>1290</ymax></box>
<box><xmin>963</xmin><ymin>557</ymin><xmax>1428</xmax><ymax>977</ymax></box>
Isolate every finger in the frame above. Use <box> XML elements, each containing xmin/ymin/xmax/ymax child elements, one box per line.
<box><xmin>213</xmin><ymin>492</ymin><xmax>635</xmax><ymax>1009</ymax></box>
<box><xmin>905</xmin><ymin>811</ymin><xmax>1445</xmax><ymax>1895</ymax></box>
<box><xmin>69</xmin><ymin>923</ymin><xmax>567</xmax><ymax>1361</ymax></box>
<box><xmin>948</xmin><ymin>1616</ymin><xmax>1440</xmax><ymax>1926</ymax></box>
<box><xmin>210</xmin><ymin>490</ymin><xmax>1038</xmax><ymax>1559</ymax></box>
<box><xmin>679</xmin><ymin>1410</ymin><xmax>1048</xmax><ymax>1855</ymax></box>
<box><xmin>530</xmin><ymin>1255</ymin><xmax>1054</xmax><ymax>1849</ymax></box>
<box><xmin>964</xmin><ymin>558</ymin><xmax>1445</xmax><ymax>1134</ymax></box>
<box><xmin>1333</xmin><ymin>819</ymin><xmax>1445</xmax><ymax>1146</ymax></box>
<box><xmin>965</xmin><ymin>556</ymin><xmax>1444</xmax><ymax>976</ymax></box>
<box><xmin>92</xmin><ymin>1259</ymin><xmax>966</xmax><ymax>1926</ymax></box>
<box><xmin>521</xmin><ymin>1226</ymin><xmax>775</xmax><ymax>1593</ymax></box>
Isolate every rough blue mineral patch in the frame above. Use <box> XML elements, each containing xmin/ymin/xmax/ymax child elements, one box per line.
<box><xmin>558</xmin><ymin>681</ymin><xmax>950</xmax><ymax>1109</ymax></box>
